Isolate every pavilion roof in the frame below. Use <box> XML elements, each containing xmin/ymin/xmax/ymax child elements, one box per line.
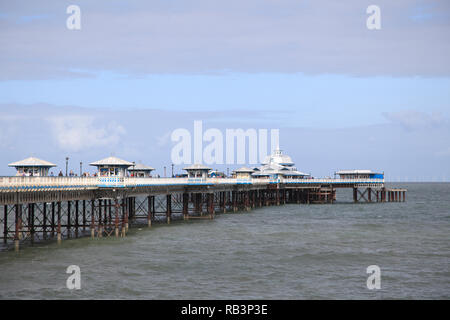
<box><xmin>183</xmin><ymin>164</ymin><xmax>212</xmax><ymax>171</ymax></box>
<box><xmin>128</xmin><ymin>163</ymin><xmax>155</xmax><ymax>171</ymax></box>
<box><xmin>8</xmin><ymin>157</ymin><xmax>56</xmax><ymax>167</ymax></box>
<box><xmin>89</xmin><ymin>156</ymin><xmax>133</xmax><ymax>167</ymax></box>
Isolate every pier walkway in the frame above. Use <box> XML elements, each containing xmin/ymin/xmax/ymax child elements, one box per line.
<box><xmin>0</xmin><ymin>176</ymin><xmax>384</xmax><ymax>192</ymax></box>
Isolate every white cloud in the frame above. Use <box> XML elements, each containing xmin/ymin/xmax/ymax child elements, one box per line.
<box><xmin>382</xmin><ymin>110</ymin><xmax>447</xmax><ymax>130</ymax></box>
<box><xmin>435</xmin><ymin>146</ymin><xmax>450</xmax><ymax>157</ymax></box>
<box><xmin>156</xmin><ymin>131</ymin><xmax>172</xmax><ymax>148</ymax></box>
<box><xmin>0</xmin><ymin>119</ymin><xmax>18</xmax><ymax>148</ymax></box>
<box><xmin>46</xmin><ymin>115</ymin><xmax>126</xmax><ymax>152</ymax></box>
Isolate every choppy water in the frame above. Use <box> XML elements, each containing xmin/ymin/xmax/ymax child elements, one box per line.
<box><xmin>0</xmin><ymin>183</ymin><xmax>449</xmax><ymax>299</ymax></box>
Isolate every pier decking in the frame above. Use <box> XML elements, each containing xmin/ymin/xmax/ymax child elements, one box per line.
<box><xmin>0</xmin><ymin>176</ymin><xmax>405</xmax><ymax>251</ymax></box>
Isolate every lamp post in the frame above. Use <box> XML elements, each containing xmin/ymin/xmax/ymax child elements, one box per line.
<box><xmin>164</xmin><ymin>166</ymin><xmax>166</xmax><ymax>178</ymax></box>
<box><xmin>80</xmin><ymin>161</ymin><xmax>83</xmax><ymax>176</ymax></box>
<box><xmin>65</xmin><ymin>157</ymin><xmax>69</xmax><ymax>176</ymax></box>
<box><xmin>171</xmin><ymin>164</ymin><xmax>174</xmax><ymax>178</ymax></box>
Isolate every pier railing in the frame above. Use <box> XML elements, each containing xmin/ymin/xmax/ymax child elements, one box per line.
<box><xmin>0</xmin><ymin>176</ymin><xmax>384</xmax><ymax>191</ymax></box>
<box><xmin>0</xmin><ymin>176</ymin><xmax>98</xmax><ymax>191</ymax></box>
<box><xmin>281</xmin><ymin>178</ymin><xmax>385</xmax><ymax>185</ymax></box>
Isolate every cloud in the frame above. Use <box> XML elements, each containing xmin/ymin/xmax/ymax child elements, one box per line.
<box><xmin>0</xmin><ymin>103</ymin><xmax>450</xmax><ymax>180</ymax></box>
<box><xmin>435</xmin><ymin>146</ymin><xmax>450</xmax><ymax>157</ymax></box>
<box><xmin>0</xmin><ymin>118</ymin><xmax>18</xmax><ymax>148</ymax></box>
<box><xmin>46</xmin><ymin>115</ymin><xmax>126</xmax><ymax>152</ymax></box>
<box><xmin>382</xmin><ymin>110</ymin><xmax>448</xmax><ymax>130</ymax></box>
<box><xmin>156</xmin><ymin>131</ymin><xmax>171</xmax><ymax>148</ymax></box>
<box><xmin>0</xmin><ymin>0</ymin><xmax>449</xmax><ymax>80</ymax></box>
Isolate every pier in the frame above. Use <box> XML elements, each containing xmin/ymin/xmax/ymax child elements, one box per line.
<box><xmin>0</xmin><ymin>175</ymin><xmax>404</xmax><ymax>251</ymax></box>
<box><xmin>0</xmin><ymin>152</ymin><xmax>407</xmax><ymax>251</ymax></box>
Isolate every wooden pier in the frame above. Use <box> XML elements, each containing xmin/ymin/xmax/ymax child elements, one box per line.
<box><xmin>0</xmin><ymin>177</ymin><xmax>405</xmax><ymax>251</ymax></box>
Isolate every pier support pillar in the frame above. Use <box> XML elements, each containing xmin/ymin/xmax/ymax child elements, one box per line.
<box><xmin>232</xmin><ymin>191</ymin><xmax>238</xmax><ymax>212</ymax></box>
<box><xmin>251</xmin><ymin>190</ymin><xmax>256</xmax><ymax>209</ymax></box>
<box><xmin>51</xmin><ymin>202</ymin><xmax>55</xmax><ymax>238</ymax></box>
<box><xmin>147</xmin><ymin>196</ymin><xmax>153</xmax><ymax>227</ymax></box>
<box><xmin>90</xmin><ymin>200</ymin><xmax>95</xmax><ymax>239</ymax></box>
<box><xmin>183</xmin><ymin>193</ymin><xmax>189</xmax><ymax>220</ymax></box>
<box><xmin>207</xmin><ymin>193</ymin><xmax>214</xmax><ymax>219</ymax></box>
<box><xmin>75</xmin><ymin>200</ymin><xmax>79</xmax><ymax>238</ymax></box>
<box><xmin>82</xmin><ymin>200</ymin><xmax>86</xmax><ymax>233</ymax></box>
<box><xmin>166</xmin><ymin>194</ymin><xmax>172</xmax><ymax>224</ymax></box>
<box><xmin>14</xmin><ymin>204</ymin><xmax>22</xmax><ymax>251</ymax></box>
<box><xmin>57</xmin><ymin>202</ymin><xmax>62</xmax><ymax>244</ymax></box>
<box><xmin>114</xmin><ymin>198</ymin><xmax>120</xmax><ymax>237</ymax></box>
<box><xmin>245</xmin><ymin>191</ymin><xmax>251</xmax><ymax>211</ymax></box>
<box><xmin>121</xmin><ymin>198</ymin><xmax>126</xmax><ymax>237</ymax></box>
<box><xmin>42</xmin><ymin>202</ymin><xmax>47</xmax><ymax>240</ymax></box>
<box><xmin>98</xmin><ymin>199</ymin><xmax>103</xmax><ymax>238</ymax></box>
<box><xmin>67</xmin><ymin>201</ymin><xmax>71</xmax><ymax>239</ymax></box>
<box><xmin>28</xmin><ymin>203</ymin><xmax>35</xmax><ymax>244</ymax></box>
<box><xmin>221</xmin><ymin>192</ymin><xmax>227</xmax><ymax>213</ymax></box>
<box><xmin>194</xmin><ymin>193</ymin><xmax>201</xmax><ymax>215</ymax></box>
<box><xmin>3</xmin><ymin>205</ymin><xmax>7</xmax><ymax>244</ymax></box>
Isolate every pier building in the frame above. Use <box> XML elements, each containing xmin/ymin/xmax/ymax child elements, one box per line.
<box><xmin>8</xmin><ymin>157</ymin><xmax>56</xmax><ymax>177</ymax></box>
<box><xmin>90</xmin><ymin>156</ymin><xmax>133</xmax><ymax>177</ymax></box>
<box><xmin>336</xmin><ymin>170</ymin><xmax>384</xmax><ymax>180</ymax></box>
<box><xmin>252</xmin><ymin>149</ymin><xmax>309</xmax><ymax>179</ymax></box>
<box><xmin>183</xmin><ymin>164</ymin><xmax>211</xmax><ymax>179</ymax></box>
<box><xmin>127</xmin><ymin>163</ymin><xmax>155</xmax><ymax>178</ymax></box>
<box><xmin>233</xmin><ymin>167</ymin><xmax>255</xmax><ymax>179</ymax></box>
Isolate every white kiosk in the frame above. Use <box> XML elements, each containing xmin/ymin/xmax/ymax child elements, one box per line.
<box><xmin>90</xmin><ymin>156</ymin><xmax>133</xmax><ymax>177</ymax></box>
<box><xmin>8</xmin><ymin>157</ymin><xmax>56</xmax><ymax>177</ymax></box>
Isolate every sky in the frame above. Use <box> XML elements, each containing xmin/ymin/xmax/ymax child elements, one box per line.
<box><xmin>0</xmin><ymin>0</ymin><xmax>449</xmax><ymax>181</ymax></box>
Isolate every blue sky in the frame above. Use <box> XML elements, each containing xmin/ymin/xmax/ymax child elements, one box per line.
<box><xmin>1</xmin><ymin>73</ymin><xmax>450</xmax><ymax>128</ymax></box>
<box><xmin>0</xmin><ymin>0</ymin><xmax>449</xmax><ymax>180</ymax></box>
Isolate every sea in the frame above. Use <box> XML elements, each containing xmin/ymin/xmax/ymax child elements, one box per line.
<box><xmin>0</xmin><ymin>183</ymin><xmax>449</xmax><ymax>299</ymax></box>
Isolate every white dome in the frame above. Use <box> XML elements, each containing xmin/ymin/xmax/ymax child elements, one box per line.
<box><xmin>262</xmin><ymin>149</ymin><xmax>294</xmax><ymax>166</ymax></box>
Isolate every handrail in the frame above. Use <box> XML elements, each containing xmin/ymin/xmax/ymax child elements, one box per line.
<box><xmin>0</xmin><ymin>176</ymin><xmax>385</xmax><ymax>190</ymax></box>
